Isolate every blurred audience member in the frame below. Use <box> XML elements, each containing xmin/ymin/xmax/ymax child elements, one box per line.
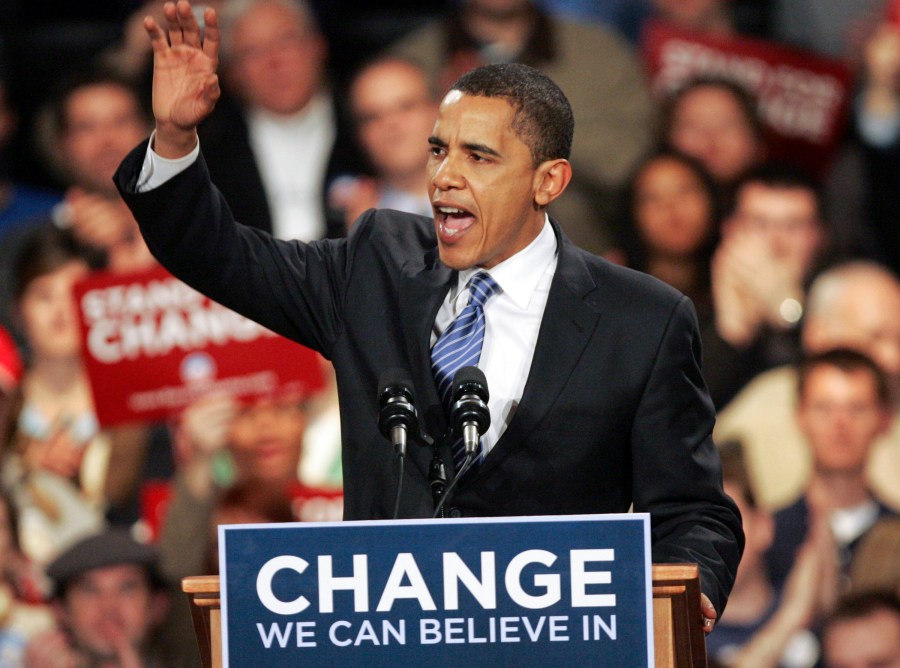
<box><xmin>704</xmin><ymin>163</ymin><xmax>826</xmax><ymax>408</ymax></box>
<box><xmin>25</xmin><ymin>530</ymin><xmax>169</xmax><ymax>668</ymax></box>
<box><xmin>1</xmin><ymin>227</ymin><xmax>105</xmax><ymax>565</ymax></box>
<box><xmin>199</xmin><ymin>0</ymin><xmax>363</xmax><ymax>240</ymax></box>
<box><xmin>661</xmin><ymin>76</ymin><xmax>766</xmax><ymax>193</ymax></box>
<box><xmin>158</xmin><ymin>392</ymin><xmax>313</xmax><ymax>581</ymax></box>
<box><xmin>0</xmin><ymin>489</ymin><xmax>54</xmax><ymax>665</ymax></box>
<box><xmin>767</xmin><ymin>349</ymin><xmax>897</xmax><ymax>591</ymax></box>
<box><xmin>820</xmin><ymin>590</ymin><xmax>900</xmax><ymax>668</ymax></box>
<box><xmin>327</xmin><ymin>56</ymin><xmax>437</xmax><ymax>230</ymax></box>
<box><xmin>856</xmin><ymin>16</ymin><xmax>900</xmax><ymax>276</ymax></box>
<box><xmin>34</xmin><ymin>68</ymin><xmax>154</xmax><ymax>273</ymax></box>
<box><xmin>709</xmin><ymin>440</ymin><xmax>835</xmax><ymax>668</ymax></box>
<box><xmin>611</xmin><ymin>149</ymin><xmax>720</xmax><ymax>316</ymax></box>
<box><xmin>388</xmin><ymin>0</ymin><xmax>656</xmax><ymax>255</ymax></box>
<box><xmin>850</xmin><ymin>517</ymin><xmax>900</xmax><ymax>595</ymax></box>
<box><xmin>715</xmin><ymin>261</ymin><xmax>900</xmax><ymax>511</ymax></box>
<box><xmin>154</xmin><ymin>391</ymin><xmax>325</xmax><ymax>664</ymax></box>
<box><xmin>0</xmin><ymin>68</ymin><xmax>154</xmax><ymax>346</ymax></box>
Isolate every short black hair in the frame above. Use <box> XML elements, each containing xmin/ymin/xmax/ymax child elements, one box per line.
<box><xmin>450</xmin><ymin>63</ymin><xmax>573</xmax><ymax>166</ymax></box>
<box><xmin>822</xmin><ymin>590</ymin><xmax>900</xmax><ymax>640</ymax></box>
<box><xmin>725</xmin><ymin>161</ymin><xmax>823</xmax><ymax>221</ymax></box>
<box><xmin>12</xmin><ymin>226</ymin><xmax>101</xmax><ymax>304</ymax></box>
<box><xmin>797</xmin><ymin>348</ymin><xmax>891</xmax><ymax>408</ymax></box>
<box><xmin>46</xmin><ymin>66</ymin><xmax>148</xmax><ymax>137</ymax></box>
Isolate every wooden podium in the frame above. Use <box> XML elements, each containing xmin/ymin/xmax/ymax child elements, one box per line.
<box><xmin>182</xmin><ymin>563</ymin><xmax>707</xmax><ymax>668</ymax></box>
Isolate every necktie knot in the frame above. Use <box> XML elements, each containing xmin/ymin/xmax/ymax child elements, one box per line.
<box><xmin>466</xmin><ymin>271</ymin><xmax>500</xmax><ymax>310</ymax></box>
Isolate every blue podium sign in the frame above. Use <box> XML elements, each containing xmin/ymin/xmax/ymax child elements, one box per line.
<box><xmin>219</xmin><ymin>514</ymin><xmax>653</xmax><ymax>667</ymax></box>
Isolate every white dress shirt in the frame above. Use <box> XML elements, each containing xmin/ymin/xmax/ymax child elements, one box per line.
<box><xmin>246</xmin><ymin>94</ymin><xmax>335</xmax><ymax>240</ymax></box>
<box><xmin>431</xmin><ymin>219</ymin><xmax>558</xmax><ymax>456</ymax></box>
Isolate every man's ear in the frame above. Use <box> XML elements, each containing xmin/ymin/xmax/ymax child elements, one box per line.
<box><xmin>534</xmin><ymin>159</ymin><xmax>572</xmax><ymax>208</ymax></box>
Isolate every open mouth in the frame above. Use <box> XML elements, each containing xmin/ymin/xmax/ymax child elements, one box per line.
<box><xmin>435</xmin><ymin>205</ymin><xmax>476</xmax><ymax>240</ymax></box>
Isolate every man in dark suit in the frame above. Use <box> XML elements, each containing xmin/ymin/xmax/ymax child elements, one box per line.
<box><xmin>116</xmin><ymin>0</ymin><xmax>742</xmax><ymax>626</ymax></box>
<box><xmin>198</xmin><ymin>0</ymin><xmax>363</xmax><ymax>239</ymax></box>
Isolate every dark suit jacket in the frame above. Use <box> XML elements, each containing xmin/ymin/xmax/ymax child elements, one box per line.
<box><xmin>767</xmin><ymin>495</ymin><xmax>897</xmax><ymax>590</ymax></box>
<box><xmin>115</xmin><ymin>141</ymin><xmax>743</xmax><ymax>613</ymax></box>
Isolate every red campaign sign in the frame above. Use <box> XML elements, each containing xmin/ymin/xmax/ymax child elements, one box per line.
<box><xmin>74</xmin><ymin>266</ymin><xmax>325</xmax><ymax>427</ymax></box>
<box><xmin>641</xmin><ymin>21</ymin><xmax>855</xmax><ymax>175</ymax></box>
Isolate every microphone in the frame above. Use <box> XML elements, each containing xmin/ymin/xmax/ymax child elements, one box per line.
<box><xmin>377</xmin><ymin>369</ymin><xmax>418</xmax><ymax>459</ymax></box>
<box><xmin>449</xmin><ymin>366</ymin><xmax>491</xmax><ymax>457</ymax></box>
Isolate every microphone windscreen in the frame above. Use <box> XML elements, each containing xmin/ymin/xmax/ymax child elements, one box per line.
<box><xmin>378</xmin><ymin>368</ymin><xmax>415</xmax><ymax>400</ymax></box>
<box><xmin>452</xmin><ymin>366</ymin><xmax>489</xmax><ymax>401</ymax></box>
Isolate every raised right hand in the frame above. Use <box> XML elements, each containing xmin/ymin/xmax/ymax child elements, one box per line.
<box><xmin>145</xmin><ymin>0</ymin><xmax>221</xmax><ymax>157</ymax></box>
<box><xmin>177</xmin><ymin>394</ymin><xmax>239</xmax><ymax>460</ymax></box>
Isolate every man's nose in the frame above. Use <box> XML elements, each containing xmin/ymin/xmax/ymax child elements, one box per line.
<box><xmin>431</xmin><ymin>154</ymin><xmax>463</xmax><ymax>190</ymax></box>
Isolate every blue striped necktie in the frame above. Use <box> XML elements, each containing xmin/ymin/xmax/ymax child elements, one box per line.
<box><xmin>431</xmin><ymin>271</ymin><xmax>501</xmax><ymax>472</ymax></box>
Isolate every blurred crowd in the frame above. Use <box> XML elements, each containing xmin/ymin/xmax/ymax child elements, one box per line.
<box><xmin>0</xmin><ymin>0</ymin><xmax>898</xmax><ymax>666</ymax></box>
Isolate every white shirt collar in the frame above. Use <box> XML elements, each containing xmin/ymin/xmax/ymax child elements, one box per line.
<box><xmin>456</xmin><ymin>215</ymin><xmax>557</xmax><ymax>310</ymax></box>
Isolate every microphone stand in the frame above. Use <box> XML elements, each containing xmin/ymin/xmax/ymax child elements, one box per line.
<box><xmin>428</xmin><ymin>451</ymin><xmax>447</xmax><ymax>517</ymax></box>
<box><xmin>432</xmin><ymin>451</ymin><xmax>475</xmax><ymax>519</ymax></box>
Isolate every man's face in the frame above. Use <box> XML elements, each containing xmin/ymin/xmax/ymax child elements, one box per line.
<box><xmin>811</xmin><ymin>276</ymin><xmax>900</xmax><ymax>395</ymax></box>
<box><xmin>797</xmin><ymin>366</ymin><xmax>889</xmax><ymax>476</ymax></box>
<box><xmin>62</xmin><ymin>564</ymin><xmax>161</xmax><ymax>660</ymax></box>
<box><xmin>228</xmin><ymin>0</ymin><xmax>325</xmax><ymax>115</ymax></box>
<box><xmin>668</xmin><ymin>85</ymin><xmax>760</xmax><ymax>183</ymax></box>
<box><xmin>61</xmin><ymin>84</ymin><xmax>147</xmax><ymax>194</ymax></box>
<box><xmin>823</xmin><ymin>609</ymin><xmax>900</xmax><ymax>668</ymax></box>
<box><xmin>427</xmin><ymin>92</ymin><xmax>547</xmax><ymax>270</ymax></box>
<box><xmin>728</xmin><ymin>182</ymin><xmax>822</xmax><ymax>274</ymax></box>
<box><xmin>351</xmin><ymin>61</ymin><xmax>437</xmax><ymax>184</ymax></box>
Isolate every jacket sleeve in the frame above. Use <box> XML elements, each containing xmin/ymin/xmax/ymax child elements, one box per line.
<box><xmin>631</xmin><ymin>296</ymin><xmax>744</xmax><ymax>615</ymax></box>
<box><xmin>114</xmin><ymin>139</ymin><xmax>355</xmax><ymax>359</ymax></box>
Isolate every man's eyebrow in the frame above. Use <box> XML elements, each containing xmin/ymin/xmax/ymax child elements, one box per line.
<box><xmin>427</xmin><ymin>136</ymin><xmax>502</xmax><ymax>158</ymax></box>
<box><xmin>462</xmin><ymin>142</ymin><xmax>502</xmax><ymax>158</ymax></box>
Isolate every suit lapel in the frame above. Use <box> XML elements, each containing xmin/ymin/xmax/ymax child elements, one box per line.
<box><xmin>398</xmin><ymin>249</ymin><xmax>455</xmax><ymax>450</ymax></box>
<box><xmin>480</xmin><ymin>225</ymin><xmax>602</xmax><ymax>475</ymax></box>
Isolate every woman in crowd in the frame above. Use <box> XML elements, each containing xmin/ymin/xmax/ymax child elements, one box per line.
<box><xmin>0</xmin><ymin>226</ymin><xmax>106</xmax><ymax>566</ymax></box>
<box><xmin>611</xmin><ymin>148</ymin><xmax>721</xmax><ymax>319</ymax></box>
<box><xmin>661</xmin><ymin>76</ymin><xmax>767</xmax><ymax>196</ymax></box>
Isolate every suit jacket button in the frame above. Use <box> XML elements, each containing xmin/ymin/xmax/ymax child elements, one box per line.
<box><xmin>449</xmin><ymin>508</ymin><xmax>462</xmax><ymax>518</ymax></box>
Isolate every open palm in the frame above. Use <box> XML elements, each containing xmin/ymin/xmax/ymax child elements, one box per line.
<box><xmin>145</xmin><ymin>1</ymin><xmax>221</xmax><ymax>135</ymax></box>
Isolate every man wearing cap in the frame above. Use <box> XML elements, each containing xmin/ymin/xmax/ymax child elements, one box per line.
<box><xmin>24</xmin><ymin>530</ymin><xmax>169</xmax><ymax>668</ymax></box>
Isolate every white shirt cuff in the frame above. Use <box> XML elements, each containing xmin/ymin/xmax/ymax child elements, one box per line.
<box><xmin>136</xmin><ymin>130</ymin><xmax>201</xmax><ymax>192</ymax></box>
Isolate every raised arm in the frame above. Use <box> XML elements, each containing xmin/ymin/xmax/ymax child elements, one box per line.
<box><xmin>144</xmin><ymin>0</ymin><xmax>221</xmax><ymax>158</ymax></box>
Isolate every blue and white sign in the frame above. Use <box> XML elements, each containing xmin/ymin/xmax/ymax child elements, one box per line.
<box><xmin>219</xmin><ymin>514</ymin><xmax>653</xmax><ymax>667</ymax></box>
